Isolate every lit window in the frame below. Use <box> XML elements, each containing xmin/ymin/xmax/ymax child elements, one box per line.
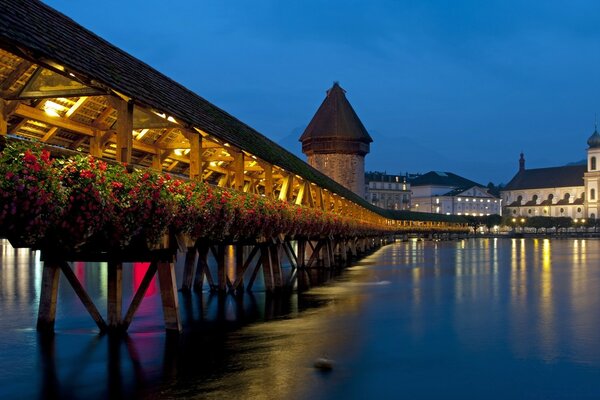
<box><xmin>458</xmin><ymin>198</ymin><xmax>462</xmax><ymax>201</ymax></box>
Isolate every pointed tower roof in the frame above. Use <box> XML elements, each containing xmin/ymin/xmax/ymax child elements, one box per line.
<box><xmin>588</xmin><ymin>125</ymin><xmax>600</xmax><ymax>148</ymax></box>
<box><xmin>300</xmin><ymin>82</ymin><xmax>372</xmax><ymax>155</ymax></box>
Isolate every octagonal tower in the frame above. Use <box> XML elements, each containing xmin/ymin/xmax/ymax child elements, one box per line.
<box><xmin>299</xmin><ymin>82</ymin><xmax>372</xmax><ymax>196</ymax></box>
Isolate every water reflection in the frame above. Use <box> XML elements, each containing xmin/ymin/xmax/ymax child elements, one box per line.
<box><xmin>3</xmin><ymin>239</ymin><xmax>600</xmax><ymax>399</ymax></box>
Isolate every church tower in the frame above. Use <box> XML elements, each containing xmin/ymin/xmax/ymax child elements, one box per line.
<box><xmin>300</xmin><ymin>82</ymin><xmax>372</xmax><ymax>196</ymax></box>
<box><xmin>584</xmin><ymin>126</ymin><xmax>600</xmax><ymax>219</ymax></box>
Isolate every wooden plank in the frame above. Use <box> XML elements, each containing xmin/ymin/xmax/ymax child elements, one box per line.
<box><xmin>122</xmin><ymin>261</ymin><xmax>158</xmax><ymax>330</ymax></box>
<box><xmin>59</xmin><ymin>261</ymin><xmax>107</xmax><ymax>331</ymax></box>
<box><xmin>157</xmin><ymin>261</ymin><xmax>182</xmax><ymax>333</ymax></box>
<box><xmin>0</xmin><ymin>99</ymin><xmax>6</xmax><ymax>135</ymax></box>
<box><xmin>181</xmin><ymin>247</ymin><xmax>197</xmax><ymax>292</ymax></box>
<box><xmin>36</xmin><ymin>261</ymin><xmax>61</xmax><ymax>332</ymax></box>
<box><xmin>107</xmin><ymin>262</ymin><xmax>123</xmax><ymax>329</ymax></box>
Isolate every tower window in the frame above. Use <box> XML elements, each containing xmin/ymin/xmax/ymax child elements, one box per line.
<box><xmin>592</xmin><ymin>188</ymin><xmax>596</xmax><ymax>200</ymax></box>
<box><xmin>592</xmin><ymin>157</ymin><xmax>597</xmax><ymax>171</ymax></box>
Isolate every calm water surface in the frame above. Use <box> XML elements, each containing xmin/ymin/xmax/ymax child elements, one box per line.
<box><xmin>1</xmin><ymin>238</ymin><xmax>600</xmax><ymax>399</ymax></box>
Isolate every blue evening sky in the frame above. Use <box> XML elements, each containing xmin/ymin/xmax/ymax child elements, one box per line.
<box><xmin>44</xmin><ymin>0</ymin><xmax>600</xmax><ymax>185</ymax></box>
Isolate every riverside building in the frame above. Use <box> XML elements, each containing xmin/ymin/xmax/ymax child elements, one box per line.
<box><xmin>501</xmin><ymin>129</ymin><xmax>600</xmax><ymax>219</ymax></box>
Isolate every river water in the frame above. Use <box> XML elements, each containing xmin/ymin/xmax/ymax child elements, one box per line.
<box><xmin>1</xmin><ymin>238</ymin><xmax>600</xmax><ymax>399</ymax></box>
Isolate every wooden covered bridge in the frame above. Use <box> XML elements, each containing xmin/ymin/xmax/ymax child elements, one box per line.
<box><xmin>0</xmin><ymin>1</ymin><xmax>467</xmax><ymax>333</ymax></box>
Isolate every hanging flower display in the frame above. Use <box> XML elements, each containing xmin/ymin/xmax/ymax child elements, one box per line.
<box><xmin>0</xmin><ymin>141</ymin><xmax>396</xmax><ymax>250</ymax></box>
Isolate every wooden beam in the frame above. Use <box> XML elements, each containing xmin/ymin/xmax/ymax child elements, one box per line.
<box><xmin>59</xmin><ymin>261</ymin><xmax>107</xmax><ymax>331</ymax></box>
<box><xmin>0</xmin><ymin>60</ymin><xmax>32</xmax><ymax>93</ymax></box>
<box><xmin>111</xmin><ymin>97</ymin><xmax>133</xmax><ymax>164</ymax></box>
<box><xmin>0</xmin><ymin>99</ymin><xmax>6</xmax><ymax>135</ymax></box>
<box><xmin>13</xmin><ymin>103</ymin><xmax>95</xmax><ymax>136</ymax></box>
<box><xmin>278</xmin><ymin>174</ymin><xmax>294</xmax><ymax>202</ymax></box>
<box><xmin>188</xmin><ymin>134</ymin><xmax>203</xmax><ymax>180</ymax></box>
<box><xmin>295</xmin><ymin>181</ymin><xmax>305</xmax><ymax>205</ymax></box>
<box><xmin>122</xmin><ymin>261</ymin><xmax>158</xmax><ymax>331</ymax></box>
<box><xmin>92</xmin><ymin>105</ymin><xmax>114</xmax><ymax>129</ymax></box>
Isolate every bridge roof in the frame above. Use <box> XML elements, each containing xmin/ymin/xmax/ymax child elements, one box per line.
<box><xmin>0</xmin><ymin>0</ymin><xmax>463</xmax><ymax>225</ymax></box>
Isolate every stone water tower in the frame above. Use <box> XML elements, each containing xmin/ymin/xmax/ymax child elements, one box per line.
<box><xmin>299</xmin><ymin>82</ymin><xmax>372</xmax><ymax>196</ymax></box>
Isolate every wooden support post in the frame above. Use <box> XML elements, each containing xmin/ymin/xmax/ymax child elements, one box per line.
<box><xmin>350</xmin><ymin>239</ymin><xmax>357</xmax><ymax>257</ymax></box>
<box><xmin>215</xmin><ymin>244</ymin><xmax>227</xmax><ymax>292</ymax></box>
<box><xmin>269</xmin><ymin>241</ymin><xmax>283</xmax><ymax>290</ymax></box>
<box><xmin>235</xmin><ymin>245</ymin><xmax>245</xmax><ymax>291</ymax></box>
<box><xmin>107</xmin><ymin>262</ymin><xmax>123</xmax><ymax>329</ymax></box>
<box><xmin>89</xmin><ymin>130</ymin><xmax>103</xmax><ymax>157</ymax></box>
<box><xmin>37</xmin><ymin>261</ymin><xmax>61</xmax><ymax>332</ymax></box>
<box><xmin>188</xmin><ymin>134</ymin><xmax>203</xmax><ymax>180</ymax></box>
<box><xmin>305</xmin><ymin>240</ymin><xmax>324</xmax><ymax>269</ymax></box>
<box><xmin>232</xmin><ymin>245</ymin><xmax>259</xmax><ymax>291</ymax></box>
<box><xmin>260</xmin><ymin>244</ymin><xmax>274</xmax><ymax>292</ymax></box>
<box><xmin>181</xmin><ymin>247</ymin><xmax>197</xmax><ymax>292</ymax></box>
<box><xmin>157</xmin><ymin>261</ymin><xmax>182</xmax><ymax>333</ymax></box>
<box><xmin>122</xmin><ymin>261</ymin><xmax>158</xmax><ymax>331</ymax></box>
<box><xmin>152</xmin><ymin>151</ymin><xmax>163</xmax><ymax>171</ymax></box>
<box><xmin>194</xmin><ymin>243</ymin><xmax>214</xmax><ymax>291</ymax></box>
<box><xmin>322</xmin><ymin>240</ymin><xmax>331</xmax><ymax>269</ymax></box>
<box><xmin>246</xmin><ymin>257</ymin><xmax>263</xmax><ymax>292</ymax></box>
<box><xmin>262</xmin><ymin>162</ymin><xmax>273</xmax><ymax>198</ymax></box>
<box><xmin>282</xmin><ymin>241</ymin><xmax>298</xmax><ymax>269</ymax></box>
<box><xmin>110</xmin><ymin>97</ymin><xmax>133</xmax><ymax>165</ymax></box>
<box><xmin>297</xmin><ymin>240</ymin><xmax>306</xmax><ymax>268</ymax></box>
<box><xmin>0</xmin><ymin>99</ymin><xmax>7</xmax><ymax>135</ymax></box>
<box><xmin>232</xmin><ymin>150</ymin><xmax>244</xmax><ymax>191</ymax></box>
<box><xmin>341</xmin><ymin>240</ymin><xmax>348</xmax><ymax>263</ymax></box>
<box><xmin>278</xmin><ymin>174</ymin><xmax>294</xmax><ymax>202</ymax></box>
<box><xmin>59</xmin><ymin>261</ymin><xmax>107</xmax><ymax>331</ymax></box>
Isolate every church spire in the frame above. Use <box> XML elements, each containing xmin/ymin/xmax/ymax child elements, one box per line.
<box><xmin>519</xmin><ymin>152</ymin><xmax>525</xmax><ymax>172</ymax></box>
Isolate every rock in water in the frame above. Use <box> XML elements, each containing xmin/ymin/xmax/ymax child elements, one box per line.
<box><xmin>314</xmin><ymin>357</ymin><xmax>333</xmax><ymax>371</ymax></box>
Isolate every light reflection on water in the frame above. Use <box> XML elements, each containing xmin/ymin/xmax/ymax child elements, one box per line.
<box><xmin>2</xmin><ymin>238</ymin><xmax>600</xmax><ymax>399</ymax></box>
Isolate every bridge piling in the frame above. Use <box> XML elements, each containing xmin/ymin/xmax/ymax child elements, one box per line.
<box><xmin>157</xmin><ymin>261</ymin><xmax>182</xmax><ymax>333</ymax></box>
<box><xmin>181</xmin><ymin>247</ymin><xmax>198</xmax><ymax>293</ymax></box>
<box><xmin>36</xmin><ymin>261</ymin><xmax>60</xmax><ymax>333</ymax></box>
<box><xmin>107</xmin><ymin>262</ymin><xmax>123</xmax><ymax>330</ymax></box>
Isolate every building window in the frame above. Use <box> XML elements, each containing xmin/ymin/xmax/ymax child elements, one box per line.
<box><xmin>592</xmin><ymin>188</ymin><xmax>596</xmax><ymax>200</ymax></box>
<box><xmin>528</xmin><ymin>209</ymin><xmax>532</xmax><ymax>214</ymax></box>
<box><xmin>512</xmin><ymin>209</ymin><xmax>517</xmax><ymax>214</ymax></box>
<box><xmin>577</xmin><ymin>207</ymin><xmax>582</xmax><ymax>213</ymax></box>
<box><xmin>592</xmin><ymin>157</ymin><xmax>597</xmax><ymax>171</ymax></box>
<box><xmin>560</xmin><ymin>207</ymin><xmax>565</xmax><ymax>214</ymax></box>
